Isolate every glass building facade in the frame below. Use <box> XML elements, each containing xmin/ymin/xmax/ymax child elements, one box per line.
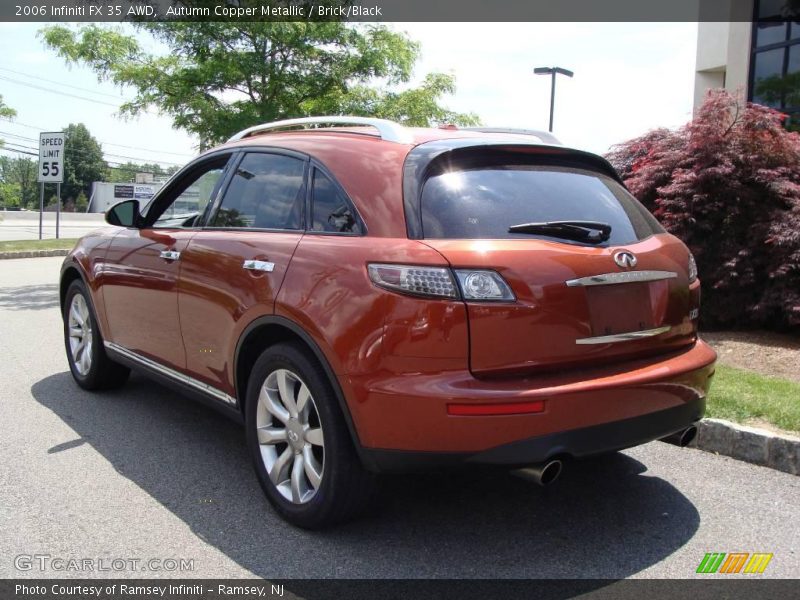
<box><xmin>750</xmin><ymin>0</ymin><xmax>800</xmax><ymax>123</ymax></box>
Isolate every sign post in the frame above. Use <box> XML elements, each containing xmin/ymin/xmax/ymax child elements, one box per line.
<box><xmin>37</xmin><ymin>132</ymin><xmax>65</xmax><ymax>240</ymax></box>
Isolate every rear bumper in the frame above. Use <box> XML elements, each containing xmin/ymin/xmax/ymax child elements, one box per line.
<box><xmin>364</xmin><ymin>395</ymin><xmax>705</xmax><ymax>471</ymax></box>
<box><xmin>347</xmin><ymin>339</ymin><xmax>716</xmax><ymax>471</ymax></box>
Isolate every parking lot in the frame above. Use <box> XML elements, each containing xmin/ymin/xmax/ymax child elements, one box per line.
<box><xmin>0</xmin><ymin>256</ymin><xmax>798</xmax><ymax>580</ymax></box>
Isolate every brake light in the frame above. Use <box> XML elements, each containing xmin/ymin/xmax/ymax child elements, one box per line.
<box><xmin>367</xmin><ymin>264</ymin><xmax>459</xmax><ymax>299</ymax></box>
<box><xmin>367</xmin><ymin>263</ymin><xmax>516</xmax><ymax>302</ymax></box>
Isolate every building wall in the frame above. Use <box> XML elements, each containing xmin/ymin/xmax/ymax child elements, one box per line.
<box><xmin>694</xmin><ymin>19</ymin><xmax>753</xmax><ymax>111</ymax></box>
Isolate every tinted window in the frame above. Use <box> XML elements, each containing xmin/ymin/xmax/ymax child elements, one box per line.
<box><xmin>310</xmin><ymin>171</ymin><xmax>361</xmax><ymax>234</ymax></box>
<box><xmin>212</xmin><ymin>153</ymin><xmax>305</xmax><ymax>229</ymax></box>
<box><xmin>420</xmin><ymin>165</ymin><xmax>664</xmax><ymax>245</ymax></box>
<box><xmin>153</xmin><ymin>166</ymin><xmax>225</xmax><ymax>227</ymax></box>
<box><xmin>755</xmin><ymin>21</ymin><xmax>787</xmax><ymax>47</ymax></box>
<box><xmin>752</xmin><ymin>48</ymin><xmax>785</xmax><ymax>107</ymax></box>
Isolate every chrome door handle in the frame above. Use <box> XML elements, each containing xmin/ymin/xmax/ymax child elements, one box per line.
<box><xmin>242</xmin><ymin>259</ymin><xmax>275</xmax><ymax>273</ymax></box>
<box><xmin>159</xmin><ymin>250</ymin><xmax>181</xmax><ymax>261</ymax></box>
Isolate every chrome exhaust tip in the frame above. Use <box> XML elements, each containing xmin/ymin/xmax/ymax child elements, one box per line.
<box><xmin>513</xmin><ymin>459</ymin><xmax>563</xmax><ymax>486</ymax></box>
<box><xmin>660</xmin><ymin>425</ymin><xmax>698</xmax><ymax>447</ymax></box>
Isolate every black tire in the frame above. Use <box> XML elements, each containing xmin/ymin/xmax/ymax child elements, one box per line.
<box><xmin>245</xmin><ymin>342</ymin><xmax>375</xmax><ymax>529</ymax></box>
<box><xmin>63</xmin><ymin>279</ymin><xmax>130</xmax><ymax>390</ymax></box>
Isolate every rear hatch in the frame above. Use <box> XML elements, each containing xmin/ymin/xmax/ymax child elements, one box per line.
<box><xmin>409</xmin><ymin>144</ymin><xmax>698</xmax><ymax>376</ymax></box>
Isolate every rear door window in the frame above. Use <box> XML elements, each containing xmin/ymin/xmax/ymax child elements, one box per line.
<box><xmin>310</xmin><ymin>170</ymin><xmax>362</xmax><ymax>234</ymax></box>
<box><xmin>420</xmin><ymin>164</ymin><xmax>663</xmax><ymax>245</ymax></box>
<box><xmin>211</xmin><ymin>153</ymin><xmax>305</xmax><ymax>229</ymax></box>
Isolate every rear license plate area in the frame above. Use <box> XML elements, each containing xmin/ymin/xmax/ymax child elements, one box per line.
<box><xmin>586</xmin><ymin>283</ymin><xmax>655</xmax><ymax>336</ymax></box>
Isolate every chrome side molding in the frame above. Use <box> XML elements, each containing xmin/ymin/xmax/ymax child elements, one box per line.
<box><xmin>575</xmin><ymin>325</ymin><xmax>672</xmax><ymax>345</ymax></box>
<box><xmin>104</xmin><ymin>342</ymin><xmax>237</xmax><ymax>407</ymax></box>
<box><xmin>565</xmin><ymin>270</ymin><xmax>677</xmax><ymax>287</ymax></box>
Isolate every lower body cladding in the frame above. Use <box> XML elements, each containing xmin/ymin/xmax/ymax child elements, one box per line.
<box><xmin>350</xmin><ymin>340</ymin><xmax>716</xmax><ymax>473</ymax></box>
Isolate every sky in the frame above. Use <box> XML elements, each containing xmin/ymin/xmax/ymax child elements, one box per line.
<box><xmin>0</xmin><ymin>22</ymin><xmax>698</xmax><ymax>169</ymax></box>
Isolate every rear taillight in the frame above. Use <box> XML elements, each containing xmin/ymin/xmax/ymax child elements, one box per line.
<box><xmin>454</xmin><ymin>270</ymin><xmax>515</xmax><ymax>301</ymax></box>
<box><xmin>367</xmin><ymin>263</ymin><xmax>514</xmax><ymax>302</ymax></box>
<box><xmin>367</xmin><ymin>264</ymin><xmax>459</xmax><ymax>299</ymax></box>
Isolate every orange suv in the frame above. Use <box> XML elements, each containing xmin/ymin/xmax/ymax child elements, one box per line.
<box><xmin>60</xmin><ymin>117</ymin><xmax>716</xmax><ymax>528</ymax></box>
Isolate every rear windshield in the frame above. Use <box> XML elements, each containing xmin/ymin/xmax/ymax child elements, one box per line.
<box><xmin>420</xmin><ymin>163</ymin><xmax>664</xmax><ymax>245</ymax></box>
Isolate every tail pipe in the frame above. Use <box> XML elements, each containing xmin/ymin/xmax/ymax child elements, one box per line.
<box><xmin>513</xmin><ymin>459</ymin><xmax>563</xmax><ymax>486</ymax></box>
<box><xmin>660</xmin><ymin>425</ymin><xmax>698</xmax><ymax>447</ymax></box>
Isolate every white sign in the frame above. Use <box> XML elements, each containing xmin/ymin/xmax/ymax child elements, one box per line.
<box><xmin>38</xmin><ymin>132</ymin><xmax>65</xmax><ymax>183</ymax></box>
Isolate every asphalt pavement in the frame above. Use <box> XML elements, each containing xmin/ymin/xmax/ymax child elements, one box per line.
<box><xmin>0</xmin><ymin>212</ymin><xmax>105</xmax><ymax>241</ymax></box>
<box><xmin>0</xmin><ymin>257</ymin><xmax>798</xmax><ymax>580</ymax></box>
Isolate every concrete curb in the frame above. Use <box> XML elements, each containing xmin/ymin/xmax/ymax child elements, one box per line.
<box><xmin>689</xmin><ymin>418</ymin><xmax>800</xmax><ymax>475</ymax></box>
<box><xmin>0</xmin><ymin>249</ymin><xmax>70</xmax><ymax>260</ymax></box>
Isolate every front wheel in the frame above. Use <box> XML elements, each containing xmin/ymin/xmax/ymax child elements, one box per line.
<box><xmin>245</xmin><ymin>343</ymin><xmax>375</xmax><ymax>528</ymax></box>
<box><xmin>63</xmin><ymin>280</ymin><xmax>130</xmax><ymax>390</ymax></box>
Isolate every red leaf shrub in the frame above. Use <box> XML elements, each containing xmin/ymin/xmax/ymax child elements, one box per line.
<box><xmin>606</xmin><ymin>89</ymin><xmax>800</xmax><ymax>329</ymax></box>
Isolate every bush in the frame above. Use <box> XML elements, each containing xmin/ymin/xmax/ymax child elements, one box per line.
<box><xmin>75</xmin><ymin>191</ymin><xmax>88</xmax><ymax>213</ymax></box>
<box><xmin>606</xmin><ymin>90</ymin><xmax>800</xmax><ymax>330</ymax></box>
<box><xmin>44</xmin><ymin>196</ymin><xmax>60</xmax><ymax>212</ymax></box>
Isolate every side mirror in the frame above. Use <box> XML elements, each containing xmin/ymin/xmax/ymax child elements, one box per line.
<box><xmin>105</xmin><ymin>199</ymin><xmax>141</xmax><ymax>228</ymax></box>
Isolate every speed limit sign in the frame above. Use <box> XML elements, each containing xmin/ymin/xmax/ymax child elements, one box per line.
<box><xmin>38</xmin><ymin>131</ymin><xmax>65</xmax><ymax>183</ymax></box>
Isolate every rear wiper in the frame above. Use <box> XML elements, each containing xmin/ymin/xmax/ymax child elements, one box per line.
<box><xmin>508</xmin><ymin>220</ymin><xmax>612</xmax><ymax>243</ymax></box>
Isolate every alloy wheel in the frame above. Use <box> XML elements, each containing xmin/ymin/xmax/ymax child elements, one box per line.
<box><xmin>256</xmin><ymin>368</ymin><xmax>325</xmax><ymax>504</ymax></box>
<box><xmin>67</xmin><ymin>293</ymin><xmax>93</xmax><ymax>376</ymax></box>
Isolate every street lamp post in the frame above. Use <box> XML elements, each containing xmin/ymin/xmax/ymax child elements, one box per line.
<box><xmin>533</xmin><ymin>66</ymin><xmax>574</xmax><ymax>132</ymax></box>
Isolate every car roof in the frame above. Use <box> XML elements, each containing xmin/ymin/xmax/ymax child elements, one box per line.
<box><xmin>206</xmin><ymin>118</ymin><xmax>617</xmax><ymax>239</ymax></box>
<box><xmin>218</xmin><ymin>125</ymin><xmax>562</xmax><ymax>151</ymax></box>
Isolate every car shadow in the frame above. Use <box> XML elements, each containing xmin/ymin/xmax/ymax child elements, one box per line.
<box><xmin>31</xmin><ymin>371</ymin><xmax>700</xmax><ymax>583</ymax></box>
<box><xmin>0</xmin><ymin>283</ymin><xmax>59</xmax><ymax>311</ymax></box>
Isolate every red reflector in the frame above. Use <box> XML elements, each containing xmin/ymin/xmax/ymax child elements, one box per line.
<box><xmin>447</xmin><ymin>400</ymin><xmax>545</xmax><ymax>416</ymax></box>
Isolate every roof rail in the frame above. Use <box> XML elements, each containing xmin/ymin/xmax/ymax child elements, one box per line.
<box><xmin>227</xmin><ymin>116</ymin><xmax>414</xmax><ymax>144</ymax></box>
<box><xmin>461</xmin><ymin>127</ymin><xmax>562</xmax><ymax>145</ymax></box>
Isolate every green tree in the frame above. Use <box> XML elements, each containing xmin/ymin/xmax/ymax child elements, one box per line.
<box><xmin>108</xmin><ymin>161</ymin><xmax>180</xmax><ymax>183</ymax></box>
<box><xmin>75</xmin><ymin>191</ymin><xmax>89</xmax><ymax>212</ymax></box>
<box><xmin>0</xmin><ymin>95</ymin><xmax>14</xmax><ymax>119</ymax></box>
<box><xmin>0</xmin><ymin>181</ymin><xmax>21</xmax><ymax>209</ymax></box>
<box><xmin>0</xmin><ymin>156</ymin><xmax>37</xmax><ymax>209</ymax></box>
<box><xmin>0</xmin><ymin>95</ymin><xmax>16</xmax><ymax>147</ymax></box>
<box><xmin>41</xmin><ymin>21</ymin><xmax>479</xmax><ymax>148</ymax></box>
<box><xmin>62</xmin><ymin>123</ymin><xmax>108</xmax><ymax>203</ymax></box>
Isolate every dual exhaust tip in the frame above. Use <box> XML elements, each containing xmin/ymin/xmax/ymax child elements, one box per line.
<box><xmin>513</xmin><ymin>424</ymin><xmax>698</xmax><ymax>487</ymax></box>
<box><xmin>513</xmin><ymin>459</ymin><xmax>563</xmax><ymax>487</ymax></box>
<box><xmin>660</xmin><ymin>425</ymin><xmax>698</xmax><ymax>448</ymax></box>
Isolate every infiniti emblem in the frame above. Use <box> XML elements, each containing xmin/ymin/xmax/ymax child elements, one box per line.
<box><xmin>288</xmin><ymin>430</ymin><xmax>299</xmax><ymax>443</ymax></box>
<box><xmin>614</xmin><ymin>251</ymin><xmax>637</xmax><ymax>269</ymax></box>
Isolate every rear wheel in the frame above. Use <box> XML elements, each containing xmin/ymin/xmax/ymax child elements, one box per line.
<box><xmin>245</xmin><ymin>342</ymin><xmax>374</xmax><ymax>528</ymax></box>
<box><xmin>63</xmin><ymin>280</ymin><xmax>130</xmax><ymax>390</ymax></box>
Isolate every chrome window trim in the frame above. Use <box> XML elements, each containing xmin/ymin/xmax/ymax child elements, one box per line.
<box><xmin>104</xmin><ymin>342</ymin><xmax>237</xmax><ymax>407</ymax></box>
<box><xmin>575</xmin><ymin>325</ymin><xmax>672</xmax><ymax>345</ymax></box>
<box><xmin>565</xmin><ymin>270</ymin><xmax>678</xmax><ymax>287</ymax></box>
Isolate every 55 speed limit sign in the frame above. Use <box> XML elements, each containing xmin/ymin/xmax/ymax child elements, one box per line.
<box><xmin>38</xmin><ymin>131</ymin><xmax>65</xmax><ymax>183</ymax></box>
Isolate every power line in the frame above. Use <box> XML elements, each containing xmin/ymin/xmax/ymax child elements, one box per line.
<box><xmin>0</xmin><ymin>66</ymin><xmax>127</xmax><ymax>100</ymax></box>
<box><xmin>0</xmin><ymin>135</ymin><xmax>183</xmax><ymax>166</ymax></box>
<box><xmin>1</xmin><ymin>142</ymin><xmax>177</xmax><ymax>176</ymax></box>
<box><xmin>0</xmin><ymin>145</ymin><xmax>38</xmax><ymax>157</ymax></box>
<box><xmin>0</xmin><ymin>75</ymin><xmax>121</xmax><ymax>108</ymax></box>
<box><xmin>0</xmin><ymin>118</ymin><xmax>194</xmax><ymax>158</ymax></box>
<box><xmin>0</xmin><ymin>148</ymin><xmax>169</xmax><ymax>177</ymax></box>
